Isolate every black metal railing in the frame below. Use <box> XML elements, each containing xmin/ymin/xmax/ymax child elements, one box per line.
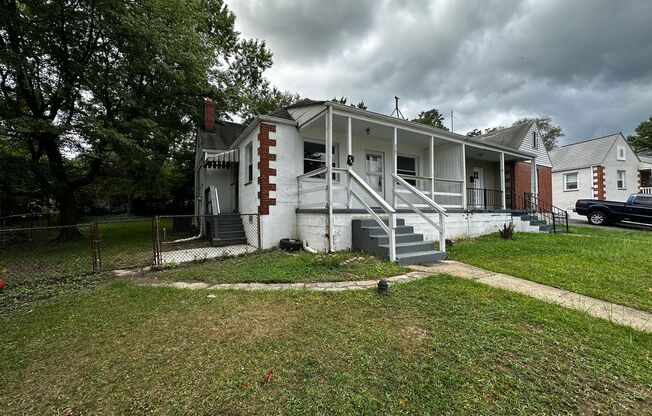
<box><xmin>466</xmin><ymin>188</ymin><xmax>503</xmax><ymax>211</ymax></box>
<box><xmin>507</xmin><ymin>192</ymin><xmax>569</xmax><ymax>233</ymax></box>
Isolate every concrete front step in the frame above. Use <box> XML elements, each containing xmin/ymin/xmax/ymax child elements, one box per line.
<box><xmin>396</xmin><ymin>250</ymin><xmax>445</xmax><ymax>265</ymax></box>
<box><xmin>370</xmin><ymin>233</ymin><xmax>424</xmax><ymax>244</ymax></box>
<box><xmin>357</xmin><ymin>218</ymin><xmax>406</xmax><ymax>227</ymax></box>
<box><xmin>361</xmin><ymin>225</ymin><xmax>415</xmax><ymax>235</ymax></box>
<box><xmin>211</xmin><ymin>238</ymin><xmax>248</xmax><ymax>247</ymax></box>
<box><xmin>378</xmin><ymin>240</ymin><xmax>437</xmax><ymax>255</ymax></box>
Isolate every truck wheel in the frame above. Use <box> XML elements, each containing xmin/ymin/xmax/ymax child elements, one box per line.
<box><xmin>588</xmin><ymin>211</ymin><xmax>608</xmax><ymax>226</ymax></box>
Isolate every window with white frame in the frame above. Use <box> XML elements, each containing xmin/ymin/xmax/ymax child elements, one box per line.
<box><xmin>303</xmin><ymin>140</ymin><xmax>339</xmax><ymax>179</ymax></box>
<box><xmin>617</xmin><ymin>170</ymin><xmax>626</xmax><ymax>189</ymax></box>
<box><xmin>617</xmin><ymin>145</ymin><xmax>626</xmax><ymax>160</ymax></box>
<box><xmin>533</xmin><ymin>131</ymin><xmax>538</xmax><ymax>149</ymax></box>
<box><xmin>563</xmin><ymin>172</ymin><xmax>578</xmax><ymax>191</ymax></box>
<box><xmin>245</xmin><ymin>142</ymin><xmax>253</xmax><ymax>183</ymax></box>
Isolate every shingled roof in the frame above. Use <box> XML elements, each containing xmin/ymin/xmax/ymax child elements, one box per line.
<box><xmin>198</xmin><ymin>120</ymin><xmax>246</xmax><ymax>151</ymax></box>
<box><xmin>476</xmin><ymin>121</ymin><xmax>535</xmax><ymax>149</ymax></box>
<box><xmin>549</xmin><ymin>133</ymin><xmax>621</xmax><ymax>172</ymax></box>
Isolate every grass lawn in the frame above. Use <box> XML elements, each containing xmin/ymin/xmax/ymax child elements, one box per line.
<box><xmin>447</xmin><ymin>226</ymin><xmax>652</xmax><ymax>313</ymax></box>
<box><xmin>0</xmin><ymin>277</ymin><xmax>650</xmax><ymax>415</ymax></box>
<box><xmin>148</xmin><ymin>249</ymin><xmax>408</xmax><ymax>284</ymax></box>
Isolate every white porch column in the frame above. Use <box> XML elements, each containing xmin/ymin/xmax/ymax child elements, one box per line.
<box><xmin>461</xmin><ymin>143</ymin><xmax>467</xmax><ymax>209</ymax></box>
<box><xmin>326</xmin><ymin>105</ymin><xmax>334</xmax><ymax>252</ymax></box>
<box><xmin>429</xmin><ymin>136</ymin><xmax>435</xmax><ymax>200</ymax></box>
<box><xmin>500</xmin><ymin>152</ymin><xmax>506</xmax><ymax>210</ymax></box>
<box><xmin>392</xmin><ymin>127</ymin><xmax>398</xmax><ymax>209</ymax></box>
<box><xmin>530</xmin><ymin>157</ymin><xmax>537</xmax><ymax>197</ymax></box>
<box><xmin>346</xmin><ymin>116</ymin><xmax>352</xmax><ymax>208</ymax></box>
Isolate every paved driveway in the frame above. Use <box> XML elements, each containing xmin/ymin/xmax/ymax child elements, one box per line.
<box><xmin>568</xmin><ymin>218</ymin><xmax>652</xmax><ymax>232</ymax></box>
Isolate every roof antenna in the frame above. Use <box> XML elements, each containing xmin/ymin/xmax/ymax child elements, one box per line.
<box><xmin>390</xmin><ymin>96</ymin><xmax>406</xmax><ymax>119</ymax></box>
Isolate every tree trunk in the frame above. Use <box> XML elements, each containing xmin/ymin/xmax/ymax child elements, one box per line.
<box><xmin>57</xmin><ymin>191</ymin><xmax>83</xmax><ymax>240</ymax></box>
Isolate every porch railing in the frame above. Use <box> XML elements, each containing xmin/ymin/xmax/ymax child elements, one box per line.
<box><xmin>397</xmin><ymin>174</ymin><xmax>464</xmax><ymax>209</ymax></box>
<box><xmin>466</xmin><ymin>188</ymin><xmax>503</xmax><ymax>211</ymax></box>
<box><xmin>508</xmin><ymin>192</ymin><xmax>569</xmax><ymax>233</ymax></box>
<box><xmin>640</xmin><ymin>187</ymin><xmax>652</xmax><ymax>194</ymax></box>
<box><xmin>392</xmin><ymin>174</ymin><xmax>447</xmax><ymax>252</ymax></box>
<box><xmin>297</xmin><ymin>167</ymin><xmax>397</xmax><ymax>261</ymax></box>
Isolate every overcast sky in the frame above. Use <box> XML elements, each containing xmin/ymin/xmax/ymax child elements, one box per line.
<box><xmin>227</xmin><ymin>0</ymin><xmax>652</xmax><ymax>145</ymax></box>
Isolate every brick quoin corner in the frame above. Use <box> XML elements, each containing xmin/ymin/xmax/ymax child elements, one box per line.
<box><xmin>257</xmin><ymin>123</ymin><xmax>277</xmax><ymax>215</ymax></box>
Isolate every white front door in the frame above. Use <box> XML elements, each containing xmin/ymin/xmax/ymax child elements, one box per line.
<box><xmin>473</xmin><ymin>167</ymin><xmax>485</xmax><ymax>209</ymax></box>
<box><xmin>365</xmin><ymin>152</ymin><xmax>384</xmax><ymax>198</ymax></box>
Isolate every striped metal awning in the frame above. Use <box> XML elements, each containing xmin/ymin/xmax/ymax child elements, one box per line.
<box><xmin>204</xmin><ymin>149</ymin><xmax>239</xmax><ymax>169</ymax></box>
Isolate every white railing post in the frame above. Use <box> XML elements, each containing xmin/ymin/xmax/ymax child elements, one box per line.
<box><xmin>430</xmin><ymin>135</ymin><xmax>435</xmax><ymax>201</ymax></box>
<box><xmin>346</xmin><ymin>116</ymin><xmax>352</xmax><ymax>208</ymax></box>
<box><xmin>392</xmin><ymin>127</ymin><xmax>398</xmax><ymax>209</ymax></box>
<box><xmin>388</xmin><ymin>212</ymin><xmax>397</xmax><ymax>262</ymax></box>
<box><xmin>500</xmin><ymin>152</ymin><xmax>506</xmax><ymax>210</ymax></box>
<box><xmin>326</xmin><ymin>105</ymin><xmax>334</xmax><ymax>252</ymax></box>
<box><xmin>461</xmin><ymin>143</ymin><xmax>467</xmax><ymax>210</ymax></box>
<box><xmin>439</xmin><ymin>212</ymin><xmax>446</xmax><ymax>253</ymax></box>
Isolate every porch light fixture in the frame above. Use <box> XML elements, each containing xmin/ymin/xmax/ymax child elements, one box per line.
<box><xmin>365</xmin><ymin>128</ymin><xmax>370</xmax><ymax>136</ymax></box>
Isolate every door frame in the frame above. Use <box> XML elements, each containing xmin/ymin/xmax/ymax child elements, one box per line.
<box><xmin>364</xmin><ymin>150</ymin><xmax>385</xmax><ymax>199</ymax></box>
<box><xmin>472</xmin><ymin>166</ymin><xmax>485</xmax><ymax>209</ymax></box>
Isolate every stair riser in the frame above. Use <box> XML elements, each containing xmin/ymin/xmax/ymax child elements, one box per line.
<box><xmin>397</xmin><ymin>251</ymin><xmax>445</xmax><ymax>265</ymax></box>
<box><xmin>216</xmin><ymin>231</ymin><xmax>246</xmax><ymax>239</ymax></box>
<box><xmin>377</xmin><ymin>242</ymin><xmax>436</xmax><ymax>255</ymax></box>
<box><xmin>360</xmin><ymin>225</ymin><xmax>415</xmax><ymax>235</ymax></box>
<box><xmin>211</xmin><ymin>238</ymin><xmax>248</xmax><ymax>247</ymax></box>
<box><xmin>371</xmin><ymin>234</ymin><xmax>424</xmax><ymax>244</ymax></box>
<box><xmin>356</xmin><ymin>218</ymin><xmax>405</xmax><ymax>227</ymax></box>
<box><xmin>215</xmin><ymin>224</ymin><xmax>244</xmax><ymax>232</ymax></box>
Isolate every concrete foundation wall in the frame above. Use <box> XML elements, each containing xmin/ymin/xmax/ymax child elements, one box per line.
<box><xmin>295</xmin><ymin>211</ymin><xmax>542</xmax><ymax>253</ymax></box>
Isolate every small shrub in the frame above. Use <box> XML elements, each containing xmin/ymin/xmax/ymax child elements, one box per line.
<box><xmin>498</xmin><ymin>222</ymin><xmax>516</xmax><ymax>240</ymax></box>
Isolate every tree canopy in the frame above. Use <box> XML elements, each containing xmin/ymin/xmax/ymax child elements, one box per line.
<box><xmin>627</xmin><ymin>116</ymin><xmax>652</xmax><ymax>154</ymax></box>
<box><xmin>466</xmin><ymin>128</ymin><xmax>482</xmax><ymax>137</ymax></box>
<box><xmin>0</xmin><ymin>0</ymin><xmax>273</xmax><ymax>224</ymax></box>
<box><xmin>331</xmin><ymin>97</ymin><xmax>367</xmax><ymax>110</ymax></box>
<box><xmin>412</xmin><ymin>108</ymin><xmax>449</xmax><ymax>131</ymax></box>
<box><xmin>512</xmin><ymin>116</ymin><xmax>564</xmax><ymax>151</ymax></box>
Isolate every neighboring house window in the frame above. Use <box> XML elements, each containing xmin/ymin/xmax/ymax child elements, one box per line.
<box><xmin>245</xmin><ymin>142</ymin><xmax>253</xmax><ymax>183</ymax></box>
<box><xmin>617</xmin><ymin>146</ymin><xmax>626</xmax><ymax>160</ymax></box>
<box><xmin>617</xmin><ymin>170</ymin><xmax>626</xmax><ymax>189</ymax></box>
<box><xmin>563</xmin><ymin>172</ymin><xmax>578</xmax><ymax>191</ymax></box>
<box><xmin>533</xmin><ymin>131</ymin><xmax>538</xmax><ymax>149</ymax></box>
<box><xmin>303</xmin><ymin>140</ymin><xmax>338</xmax><ymax>179</ymax></box>
<box><xmin>397</xmin><ymin>155</ymin><xmax>418</xmax><ymax>185</ymax></box>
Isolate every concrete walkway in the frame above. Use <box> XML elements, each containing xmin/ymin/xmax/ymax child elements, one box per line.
<box><xmin>411</xmin><ymin>261</ymin><xmax>652</xmax><ymax>333</ymax></box>
<box><xmin>141</xmin><ymin>270</ymin><xmax>430</xmax><ymax>292</ymax></box>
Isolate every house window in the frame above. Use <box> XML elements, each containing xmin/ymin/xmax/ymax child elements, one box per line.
<box><xmin>617</xmin><ymin>170</ymin><xmax>626</xmax><ymax>189</ymax></box>
<box><xmin>303</xmin><ymin>140</ymin><xmax>338</xmax><ymax>179</ymax></box>
<box><xmin>617</xmin><ymin>146</ymin><xmax>626</xmax><ymax>160</ymax></box>
<box><xmin>533</xmin><ymin>131</ymin><xmax>538</xmax><ymax>149</ymax></box>
<box><xmin>563</xmin><ymin>172</ymin><xmax>578</xmax><ymax>191</ymax></box>
<box><xmin>245</xmin><ymin>142</ymin><xmax>253</xmax><ymax>183</ymax></box>
<box><xmin>397</xmin><ymin>155</ymin><xmax>417</xmax><ymax>185</ymax></box>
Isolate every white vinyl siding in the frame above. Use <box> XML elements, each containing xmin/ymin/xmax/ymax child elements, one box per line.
<box><xmin>564</xmin><ymin>172</ymin><xmax>578</xmax><ymax>191</ymax></box>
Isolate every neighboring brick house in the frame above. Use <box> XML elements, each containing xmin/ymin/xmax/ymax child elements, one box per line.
<box><xmin>476</xmin><ymin>121</ymin><xmax>553</xmax><ymax>204</ymax></box>
<box><xmin>549</xmin><ymin>133</ymin><xmax>642</xmax><ymax>218</ymax></box>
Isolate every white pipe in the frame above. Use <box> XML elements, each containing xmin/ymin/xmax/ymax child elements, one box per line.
<box><xmin>303</xmin><ymin>242</ymin><xmax>318</xmax><ymax>254</ymax></box>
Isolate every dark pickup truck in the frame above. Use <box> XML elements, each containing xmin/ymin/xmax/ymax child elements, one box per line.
<box><xmin>575</xmin><ymin>194</ymin><xmax>652</xmax><ymax>225</ymax></box>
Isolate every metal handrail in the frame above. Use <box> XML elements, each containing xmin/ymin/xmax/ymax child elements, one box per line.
<box><xmin>297</xmin><ymin>166</ymin><xmax>327</xmax><ymax>181</ymax></box>
<box><xmin>392</xmin><ymin>173</ymin><xmax>447</xmax><ymax>252</ymax></box>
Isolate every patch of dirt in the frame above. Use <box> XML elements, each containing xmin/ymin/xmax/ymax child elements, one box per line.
<box><xmin>400</xmin><ymin>325</ymin><xmax>429</xmax><ymax>348</ymax></box>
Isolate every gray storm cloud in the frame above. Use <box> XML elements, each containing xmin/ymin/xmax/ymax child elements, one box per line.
<box><xmin>228</xmin><ymin>0</ymin><xmax>652</xmax><ymax>144</ymax></box>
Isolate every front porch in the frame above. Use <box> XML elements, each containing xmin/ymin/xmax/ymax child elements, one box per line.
<box><xmin>293</xmin><ymin>102</ymin><xmax>540</xmax><ymax>262</ymax></box>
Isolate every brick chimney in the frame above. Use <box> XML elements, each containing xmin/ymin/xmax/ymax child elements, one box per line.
<box><xmin>204</xmin><ymin>98</ymin><xmax>215</xmax><ymax>130</ymax></box>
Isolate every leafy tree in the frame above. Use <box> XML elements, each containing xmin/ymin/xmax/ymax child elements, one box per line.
<box><xmin>240</xmin><ymin>86</ymin><xmax>300</xmax><ymax>125</ymax></box>
<box><xmin>484</xmin><ymin>126</ymin><xmax>506</xmax><ymax>134</ymax></box>
<box><xmin>0</xmin><ymin>0</ymin><xmax>272</xmax><ymax>231</ymax></box>
<box><xmin>512</xmin><ymin>116</ymin><xmax>564</xmax><ymax>151</ymax></box>
<box><xmin>466</xmin><ymin>128</ymin><xmax>482</xmax><ymax>137</ymax></box>
<box><xmin>331</xmin><ymin>97</ymin><xmax>367</xmax><ymax>110</ymax></box>
<box><xmin>627</xmin><ymin>116</ymin><xmax>652</xmax><ymax>154</ymax></box>
<box><xmin>412</xmin><ymin>108</ymin><xmax>449</xmax><ymax>131</ymax></box>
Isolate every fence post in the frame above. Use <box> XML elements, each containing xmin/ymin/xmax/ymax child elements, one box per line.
<box><xmin>257</xmin><ymin>214</ymin><xmax>262</xmax><ymax>250</ymax></box>
<box><xmin>152</xmin><ymin>216</ymin><xmax>162</xmax><ymax>266</ymax></box>
<box><xmin>90</xmin><ymin>223</ymin><xmax>101</xmax><ymax>272</ymax></box>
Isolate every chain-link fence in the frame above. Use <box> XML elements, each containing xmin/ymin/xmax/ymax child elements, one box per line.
<box><xmin>155</xmin><ymin>214</ymin><xmax>260</xmax><ymax>265</ymax></box>
<box><xmin>0</xmin><ymin>224</ymin><xmax>95</xmax><ymax>280</ymax></box>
